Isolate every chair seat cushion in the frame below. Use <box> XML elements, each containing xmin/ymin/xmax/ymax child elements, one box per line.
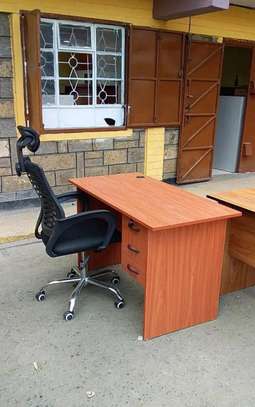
<box><xmin>53</xmin><ymin>228</ymin><xmax>121</xmax><ymax>256</ymax></box>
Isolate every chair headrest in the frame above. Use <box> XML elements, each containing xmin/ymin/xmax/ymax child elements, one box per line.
<box><xmin>16</xmin><ymin>126</ymin><xmax>40</xmax><ymax>175</ymax></box>
<box><xmin>17</xmin><ymin>126</ymin><xmax>40</xmax><ymax>152</ymax></box>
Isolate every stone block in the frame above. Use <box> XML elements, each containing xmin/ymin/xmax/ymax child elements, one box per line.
<box><xmin>93</xmin><ymin>138</ymin><xmax>113</xmax><ymax>150</ymax></box>
<box><xmin>58</xmin><ymin>141</ymin><xmax>68</xmax><ymax>153</ymax></box>
<box><xmin>164</xmin><ymin>144</ymin><xmax>178</xmax><ymax>160</ymax></box>
<box><xmin>114</xmin><ymin>137</ymin><xmax>139</xmax><ymax>149</ymax></box>
<box><xmin>0</xmin><ymin>78</ymin><xmax>12</xmax><ymax>98</ymax></box>
<box><xmin>0</xmin><ymin>139</ymin><xmax>9</xmax><ymax>157</ymax></box>
<box><xmin>0</xmin><ymin>14</ymin><xmax>10</xmax><ymax>36</ymax></box>
<box><xmin>139</xmin><ymin>131</ymin><xmax>145</xmax><ymax>147</ymax></box>
<box><xmin>33</xmin><ymin>153</ymin><xmax>76</xmax><ymax>171</ymax></box>
<box><xmin>163</xmin><ymin>159</ymin><xmax>177</xmax><ymax>175</ymax></box>
<box><xmin>85</xmin><ymin>151</ymin><xmax>103</xmax><ymax>159</ymax></box>
<box><xmin>0</xmin><ymin>59</ymin><xmax>12</xmax><ymax>77</ymax></box>
<box><xmin>76</xmin><ymin>152</ymin><xmax>84</xmax><ymax>178</ymax></box>
<box><xmin>68</xmin><ymin>139</ymin><xmax>92</xmax><ymax>152</ymax></box>
<box><xmin>0</xmin><ymin>118</ymin><xmax>16</xmax><ymax>138</ymax></box>
<box><xmin>108</xmin><ymin>163</ymin><xmax>136</xmax><ymax>175</ymax></box>
<box><xmin>2</xmin><ymin>171</ymin><xmax>55</xmax><ymax>192</ymax></box>
<box><xmin>85</xmin><ymin>158</ymin><xmax>103</xmax><ymax>167</ymax></box>
<box><xmin>128</xmin><ymin>147</ymin><xmax>144</xmax><ymax>163</ymax></box>
<box><xmin>104</xmin><ymin>149</ymin><xmax>127</xmax><ymax>165</ymax></box>
<box><xmin>36</xmin><ymin>141</ymin><xmax>58</xmax><ymax>155</ymax></box>
<box><xmin>0</xmin><ymin>100</ymin><xmax>14</xmax><ymax>118</ymax></box>
<box><xmin>131</xmin><ymin>130</ymin><xmax>140</xmax><ymax>140</ymax></box>
<box><xmin>2</xmin><ymin>174</ymin><xmax>32</xmax><ymax>192</ymax></box>
<box><xmin>0</xmin><ymin>37</ymin><xmax>11</xmax><ymax>58</ymax></box>
<box><xmin>0</xmin><ymin>157</ymin><xmax>10</xmax><ymax>167</ymax></box>
<box><xmin>0</xmin><ymin>167</ymin><xmax>11</xmax><ymax>176</ymax></box>
<box><xmin>85</xmin><ymin>166</ymin><xmax>109</xmax><ymax>177</ymax></box>
<box><xmin>55</xmin><ymin>168</ymin><xmax>76</xmax><ymax>186</ymax></box>
<box><xmin>165</xmin><ymin>128</ymin><xmax>179</xmax><ymax>145</ymax></box>
<box><xmin>136</xmin><ymin>162</ymin><xmax>144</xmax><ymax>173</ymax></box>
<box><xmin>9</xmin><ymin>138</ymin><xmax>17</xmax><ymax>173</ymax></box>
<box><xmin>0</xmin><ymin>157</ymin><xmax>11</xmax><ymax>175</ymax></box>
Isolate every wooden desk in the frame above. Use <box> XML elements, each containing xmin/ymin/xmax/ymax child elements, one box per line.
<box><xmin>208</xmin><ymin>189</ymin><xmax>255</xmax><ymax>295</ymax></box>
<box><xmin>70</xmin><ymin>174</ymin><xmax>240</xmax><ymax>340</ymax></box>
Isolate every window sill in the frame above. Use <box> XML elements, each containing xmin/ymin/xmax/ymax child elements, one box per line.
<box><xmin>41</xmin><ymin>126</ymin><xmax>133</xmax><ymax>141</ymax></box>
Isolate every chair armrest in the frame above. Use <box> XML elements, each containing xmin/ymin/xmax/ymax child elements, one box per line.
<box><xmin>46</xmin><ymin>210</ymin><xmax>116</xmax><ymax>257</ymax></box>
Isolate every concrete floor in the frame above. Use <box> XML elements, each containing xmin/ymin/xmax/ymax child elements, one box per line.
<box><xmin>1</xmin><ymin>172</ymin><xmax>255</xmax><ymax>406</ymax></box>
<box><xmin>1</xmin><ymin>239</ymin><xmax>255</xmax><ymax>406</ymax></box>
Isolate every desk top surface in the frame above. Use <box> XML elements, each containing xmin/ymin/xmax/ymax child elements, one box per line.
<box><xmin>70</xmin><ymin>173</ymin><xmax>240</xmax><ymax>231</ymax></box>
<box><xmin>208</xmin><ymin>188</ymin><xmax>255</xmax><ymax>213</ymax></box>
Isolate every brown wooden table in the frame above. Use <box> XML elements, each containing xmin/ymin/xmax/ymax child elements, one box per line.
<box><xmin>70</xmin><ymin>173</ymin><xmax>240</xmax><ymax>339</ymax></box>
<box><xmin>208</xmin><ymin>188</ymin><xmax>255</xmax><ymax>294</ymax></box>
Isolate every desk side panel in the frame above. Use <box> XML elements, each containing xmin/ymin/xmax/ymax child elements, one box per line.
<box><xmin>221</xmin><ymin>220</ymin><xmax>255</xmax><ymax>294</ymax></box>
<box><xmin>229</xmin><ymin>213</ymin><xmax>255</xmax><ymax>268</ymax></box>
<box><xmin>143</xmin><ymin>220</ymin><xmax>227</xmax><ymax>340</ymax></box>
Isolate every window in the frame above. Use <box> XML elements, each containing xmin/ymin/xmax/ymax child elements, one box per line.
<box><xmin>40</xmin><ymin>19</ymin><xmax>125</xmax><ymax>129</ymax></box>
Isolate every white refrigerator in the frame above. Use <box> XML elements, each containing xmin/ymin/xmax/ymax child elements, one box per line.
<box><xmin>213</xmin><ymin>96</ymin><xmax>246</xmax><ymax>172</ymax></box>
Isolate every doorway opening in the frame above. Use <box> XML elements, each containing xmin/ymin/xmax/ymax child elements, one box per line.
<box><xmin>213</xmin><ymin>45</ymin><xmax>252</xmax><ymax>175</ymax></box>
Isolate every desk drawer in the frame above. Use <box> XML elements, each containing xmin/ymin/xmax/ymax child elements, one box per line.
<box><xmin>121</xmin><ymin>217</ymin><xmax>148</xmax><ymax>286</ymax></box>
<box><xmin>123</xmin><ymin>262</ymin><xmax>145</xmax><ymax>286</ymax></box>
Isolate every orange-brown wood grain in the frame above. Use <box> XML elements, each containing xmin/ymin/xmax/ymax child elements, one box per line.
<box><xmin>70</xmin><ymin>174</ymin><xmax>240</xmax><ymax>231</ymax></box>
<box><xmin>208</xmin><ymin>189</ymin><xmax>255</xmax><ymax>294</ymax></box>
<box><xmin>144</xmin><ymin>220</ymin><xmax>227</xmax><ymax>339</ymax></box>
<box><xmin>72</xmin><ymin>175</ymin><xmax>239</xmax><ymax>339</ymax></box>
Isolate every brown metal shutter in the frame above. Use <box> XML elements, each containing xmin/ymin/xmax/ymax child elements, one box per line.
<box><xmin>176</xmin><ymin>38</ymin><xmax>224</xmax><ymax>184</ymax></box>
<box><xmin>128</xmin><ymin>28</ymin><xmax>157</xmax><ymax>126</ymax></box>
<box><xmin>128</xmin><ymin>27</ymin><xmax>184</xmax><ymax>127</ymax></box>
<box><xmin>156</xmin><ymin>31</ymin><xmax>184</xmax><ymax>125</ymax></box>
<box><xmin>238</xmin><ymin>46</ymin><xmax>255</xmax><ymax>172</ymax></box>
<box><xmin>21</xmin><ymin>10</ymin><xmax>43</xmax><ymax>133</ymax></box>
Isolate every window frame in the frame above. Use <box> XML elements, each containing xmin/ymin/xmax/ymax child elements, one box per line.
<box><xmin>40</xmin><ymin>17</ymin><xmax>126</xmax><ymax>130</ymax></box>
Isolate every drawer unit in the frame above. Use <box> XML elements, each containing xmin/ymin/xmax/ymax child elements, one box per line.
<box><xmin>121</xmin><ymin>217</ymin><xmax>148</xmax><ymax>286</ymax></box>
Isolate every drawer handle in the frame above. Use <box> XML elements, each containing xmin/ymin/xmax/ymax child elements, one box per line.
<box><xmin>127</xmin><ymin>264</ymin><xmax>139</xmax><ymax>275</ymax></box>
<box><xmin>128</xmin><ymin>220</ymin><xmax>140</xmax><ymax>232</ymax></box>
<box><xmin>128</xmin><ymin>244</ymin><xmax>140</xmax><ymax>254</ymax></box>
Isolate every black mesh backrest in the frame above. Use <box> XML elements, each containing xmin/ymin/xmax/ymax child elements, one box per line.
<box><xmin>23</xmin><ymin>157</ymin><xmax>65</xmax><ymax>243</ymax></box>
<box><xmin>15</xmin><ymin>126</ymin><xmax>65</xmax><ymax>244</ymax></box>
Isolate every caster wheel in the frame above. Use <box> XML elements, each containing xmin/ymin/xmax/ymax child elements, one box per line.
<box><xmin>111</xmin><ymin>275</ymin><xmax>120</xmax><ymax>286</ymax></box>
<box><xmin>63</xmin><ymin>311</ymin><xmax>74</xmax><ymax>321</ymax></box>
<box><xmin>67</xmin><ymin>271</ymin><xmax>77</xmax><ymax>279</ymax></box>
<box><xmin>35</xmin><ymin>290</ymin><xmax>46</xmax><ymax>302</ymax></box>
<box><xmin>115</xmin><ymin>300</ymin><xmax>125</xmax><ymax>309</ymax></box>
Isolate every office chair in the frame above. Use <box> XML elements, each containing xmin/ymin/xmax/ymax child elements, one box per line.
<box><xmin>16</xmin><ymin>126</ymin><xmax>125</xmax><ymax>320</ymax></box>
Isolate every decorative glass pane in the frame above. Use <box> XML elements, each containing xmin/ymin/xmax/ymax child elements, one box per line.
<box><xmin>41</xmin><ymin>79</ymin><xmax>55</xmax><ymax>105</ymax></box>
<box><xmin>59</xmin><ymin>79</ymin><xmax>93</xmax><ymax>105</ymax></box>
<box><xmin>97</xmin><ymin>55</ymin><xmax>121</xmax><ymax>79</ymax></box>
<box><xmin>40</xmin><ymin>22</ymin><xmax>53</xmax><ymax>49</ymax></box>
<box><xmin>41</xmin><ymin>51</ymin><xmax>54</xmax><ymax>77</ymax></box>
<box><xmin>96</xmin><ymin>27</ymin><xmax>122</xmax><ymax>53</ymax></box>
<box><xmin>59</xmin><ymin>24</ymin><xmax>91</xmax><ymax>48</ymax></box>
<box><xmin>97</xmin><ymin>80</ymin><xmax>121</xmax><ymax>104</ymax></box>
<box><xmin>58</xmin><ymin>52</ymin><xmax>92</xmax><ymax>79</ymax></box>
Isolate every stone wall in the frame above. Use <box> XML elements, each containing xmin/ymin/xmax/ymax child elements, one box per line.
<box><xmin>163</xmin><ymin>128</ymin><xmax>179</xmax><ymax>180</ymax></box>
<box><xmin>0</xmin><ymin>13</ymin><xmax>18</xmax><ymax>201</ymax></box>
<box><xmin>0</xmin><ymin>131</ymin><xmax>145</xmax><ymax>202</ymax></box>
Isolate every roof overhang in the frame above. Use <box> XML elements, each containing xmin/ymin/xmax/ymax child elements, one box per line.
<box><xmin>153</xmin><ymin>0</ymin><xmax>230</xmax><ymax>20</ymax></box>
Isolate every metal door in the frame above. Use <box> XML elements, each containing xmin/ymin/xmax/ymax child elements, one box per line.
<box><xmin>176</xmin><ymin>38</ymin><xmax>224</xmax><ymax>184</ymax></box>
